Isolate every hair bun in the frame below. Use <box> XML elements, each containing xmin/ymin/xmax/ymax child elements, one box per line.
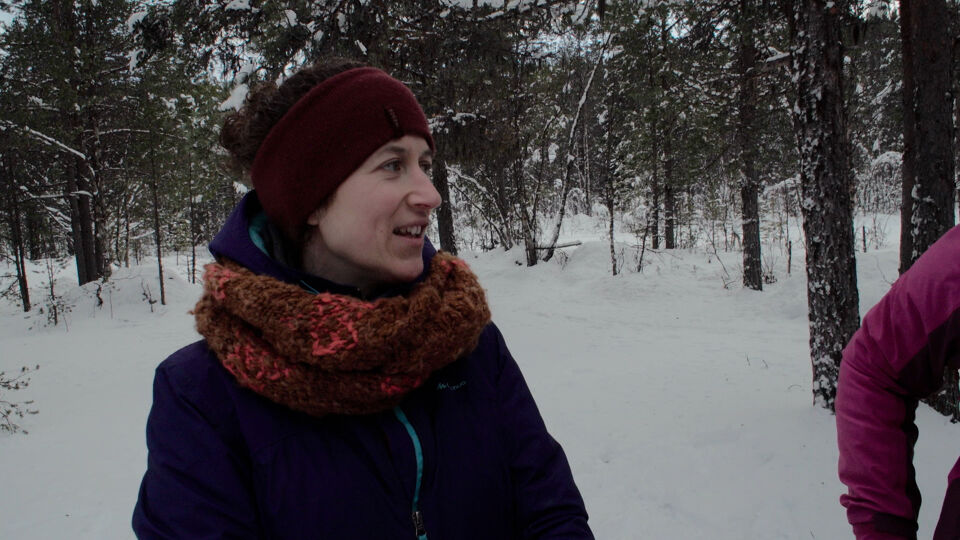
<box><xmin>218</xmin><ymin>58</ymin><xmax>367</xmax><ymax>176</ymax></box>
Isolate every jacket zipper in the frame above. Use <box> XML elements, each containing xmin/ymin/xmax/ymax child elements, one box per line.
<box><xmin>393</xmin><ymin>406</ymin><xmax>429</xmax><ymax>540</ymax></box>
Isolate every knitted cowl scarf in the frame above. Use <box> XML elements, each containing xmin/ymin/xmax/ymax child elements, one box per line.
<box><xmin>193</xmin><ymin>252</ymin><xmax>491</xmax><ymax>417</ymax></box>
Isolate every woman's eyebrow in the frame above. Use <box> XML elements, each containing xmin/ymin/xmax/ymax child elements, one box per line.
<box><xmin>375</xmin><ymin>146</ymin><xmax>433</xmax><ymax>159</ymax></box>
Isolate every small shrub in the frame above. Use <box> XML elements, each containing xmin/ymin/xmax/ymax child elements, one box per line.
<box><xmin>1</xmin><ymin>365</ymin><xmax>39</xmax><ymax>434</ymax></box>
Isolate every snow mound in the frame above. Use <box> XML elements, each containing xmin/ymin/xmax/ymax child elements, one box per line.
<box><xmin>13</xmin><ymin>263</ymin><xmax>201</xmax><ymax>331</ymax></box>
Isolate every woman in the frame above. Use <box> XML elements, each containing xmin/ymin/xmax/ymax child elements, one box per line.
<box><xmin>132</xmin><ymin>58</ymin><xmax>593</xmax><ymax>539</ymax></box>
<box><xmin>836</xmin><ymin>225</ymin><xmax>960</xmax><ymax>539</ymax></box>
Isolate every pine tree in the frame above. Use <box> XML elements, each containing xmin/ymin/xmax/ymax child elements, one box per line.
<box><xmin>898</xmin><ymin>0</ymin><xmax>958</xmax><ymax>421</ymax></box>
<box><xmin>789</xmin><ymin>0</ymin><xmax>860</xmax><ymax>411</ymax></box>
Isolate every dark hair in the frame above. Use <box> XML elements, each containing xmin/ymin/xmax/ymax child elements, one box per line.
<box><xmin>220</xmin><ymin>58</ymin><xmax>367</xmax><ymax>175</ymax></box>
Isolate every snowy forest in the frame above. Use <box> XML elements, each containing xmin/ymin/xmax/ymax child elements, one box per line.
<box><xmin>3</xmin><ymin>0</ymin><xmax>957</xmax><ymax>413</ymax></box>
<box><xmin>1</xmin><ymin>0</ymin><xmax>960</xmax><ymax>537</ymax></box>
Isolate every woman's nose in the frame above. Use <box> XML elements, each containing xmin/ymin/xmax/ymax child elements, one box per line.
<box><xmin>409</xmin><ymin>167</ymin><xmax>442</xmax><ymax>210</ymax></box>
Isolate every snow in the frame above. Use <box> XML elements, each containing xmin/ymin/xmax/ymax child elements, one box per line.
<box><xmin>126</xmin><ymin>49</ymin><xmax>144</xmax><ymax>72</ymax></box>
<box><xmin>125</xmin><ymin>11</ymin><xmax>147</xmax><ymax>33</ymax></box>
<box><xmin>0</xmin><ymin>214</ymin><xmax>956</xmax><ymax>539</ymax></box>
<box><xmin>441</xmin><ymin>0</ymin><xmax>505</xmax><ymax>7</ymax></box>
<box><xmin>547</xmin><ymin>142</ymin><xmax>559</xmax><ymax>163</ymax></box>
<box><xmin>219</xmin><ymin>83</ymin><xmax>249</xmax><ymax>112</ymax></box>
<box><xmin>224</xmin><ymin>0</ymin><xmax>252</xmax><ymax>11</ymax></box>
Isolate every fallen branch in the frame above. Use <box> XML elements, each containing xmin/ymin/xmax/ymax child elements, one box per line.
<box><xmin>535</xmin><ymin>241</ymin><xmax>581</xmax><ymax>250</ymax></box>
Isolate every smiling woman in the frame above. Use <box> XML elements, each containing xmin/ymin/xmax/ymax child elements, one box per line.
<box><xmin>303</xmin><ymin>135</ymin><xmax>442</xmax><ymax>294</ymax></box>
<box><xmin>131</xmin><ymin>58</ymin><xmax>593</xmax><ymax>539</ymax></box>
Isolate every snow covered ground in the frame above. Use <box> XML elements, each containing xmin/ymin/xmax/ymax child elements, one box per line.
<box><xmin>0</xmin><ymin>214</ymin><xmax>956</xmax><ymax>539</ymax></box>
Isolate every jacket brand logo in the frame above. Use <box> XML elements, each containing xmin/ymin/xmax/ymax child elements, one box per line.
<box><xmin>436</xmin><ymin>380</ymin><xmax>467</xmax><ymax>391</ymax></box>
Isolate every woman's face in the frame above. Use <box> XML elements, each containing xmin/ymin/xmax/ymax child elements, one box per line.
<box><xmin>302</xmin><ymin>135</ymin><xmax>442</xmax><ymax>293</ymax></box>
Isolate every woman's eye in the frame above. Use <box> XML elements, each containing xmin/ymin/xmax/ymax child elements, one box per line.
<box><xmin>420</xmin><ymin>162</ymin><xmax>433</xmax><ymax>175</ymax></box>
<box><xmin>382</xmin><ymin>160</ymin><xmax>401</xmax><ymax>172</ymax></box>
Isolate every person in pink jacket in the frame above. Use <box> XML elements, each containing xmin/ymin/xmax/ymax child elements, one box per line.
<box><xmin>837</xmin><ymin>225</ymin><xmax>960</xmax><ymax>539</ymax></box>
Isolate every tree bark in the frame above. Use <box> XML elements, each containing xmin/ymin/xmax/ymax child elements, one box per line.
<box><xmin>433</xmin><ymin>159</ymin><xmax>457</xmax><ymax>255</ymax></box>
<box><xmin>898</xmin><ymin>0</ymin><xmax>916</xmax><ymax>274</ymax></box>
<box><xmin>542</xmin><ymin>40</ymin><xmax>606</xmax><ymax>262</ymax></box>
<box><xmin>150</xmin><ymin>149</ymin><xmax>166</xmax><ymax>306</ymax></box>
<box><xmin>738</xmin><ymin>0</ymin><xmax>763</xmax><ymax>291</ymax></box>
<box><xmin>74</xmin><ymin>152</ymin><xmax>99</xmax><ymax>284</ymax></box>
<box><xmin>900</xmin><ymin>0</ymin><xmax>955</xmax><ymax>274</ymax></box>
<box><xmin>65</xmin><ymin>147</ymin><xmax>96</xmax><ymax>285</ymax></box>
<box><xmin>607</xmin><ymin>194</ymin><xmax>617</xmax><ymax>276</ymax></box>
<box><xmin>664</xmin><ymin>179</ymin><xmax>676</xmax><ymax>249</ymax></box>
<box><xmin>2</xmin><ymin>156</ymin><xmax>30</xmax><ymax>312</ymax></box>
<box><xmin>513</xmin><ymin>156</ymin><xmax>538</xmax><ymax>267</ymax></box>
<box><xmin>53</xmin><ymin>0</ymin><xmax>100</xmax><ymax>285</ymax></box>
<box><xmin>12</xmin><ymin>202</ymin><xmax>31</xmax><ymax>312</ymax></box>
<box><xmin>792</xmin><ymin>0</ymin><xmax>860</xmax><ymax>411</ymax></box>
<box><xmin>900</xmin><ymin>0</ymin><xmax>958</xmax><ymax>420</ymax></box>
<box><xmin>650</xmin><ymin>182</ymin><xmax>661</xmax><ymax>250</ymax></box>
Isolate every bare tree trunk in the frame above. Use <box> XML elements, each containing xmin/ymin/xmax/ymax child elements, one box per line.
<box><xmin>2</xmin><ymin>156</ymin><xmax>31</xmax><ymax>312</ymax></box>
<box><xmin>66</xmin><ymin>154</ymin><xmax>90</xmax><ymax>285</ymax></box>
<box><xmin>900</xmin><ymin>0</ymin><xmax>955</xmax><ymax>270</ymax></box>
<box><xmin>87</xmin><ymin>123</ymin><xmax>108</xmax><ymax>280</ymax></box>
<box><xmin>11</xmin><ymin>197</ymin><xmax>30</xmax><ymax>312</ymax></box>
<box><xmin>650</xmin><ymin>184</ymin><xmax>661</xmax><ymax>250</ymax></box>
<box><xmin>582</xmin><ymin>128</ymin><xmax>592</xmax><ymax>214</ymax></box>
<box><xmin>54</xmin><ymin>0</ymin><xmax>100</xmax><ymax>286</ymax></box>
<box><xmin>188</xmin><ymin>165</ymin><xmax>197</xmax><ymax>284</ymax></box>
<box><xmin>738</xmin><ymin>0</ymin><xmax>763</xmax><ymax>291</ymax></box>
<box><xmin>900</xmin><ymin>0</ymin><xmax>958</xmax><ymax>420</ymax></box>
<box><xmin>512</xmin><ymin>155</ymin><xmax>538</xmax><ymax>267</ymax></box>
<box><xmin>76</xmin><ymin>178</ymin><xmax>98</xmax><ymax>283</ymax></box>
<box><xmin>664</xmin><ymin>181</ymin><xmax>676</xmax><ymax>250</ymax></box>
<box><xmin>543</xmin><ymin>38</ymin><xmax>608</xmax><ymax>262</ymax></box>
<box><xmin>124</xmin><ymin>197</ymin><xmax>131</xmax><ymax>268</ymax></box>
<box><xmin>150</xmin><ymin>149</ymin><xmax>166</xmax><ymax>306</ymax></box>
<box><xmin>433</xmin><ymin>159</ymin><xmax>457</xmax><ymax>255</ymax></box>
<box><xmin>898</xmin><ymin>0</ymin><xmax>916</xmax><ymax>275</ymax></box>
<box><xmin>792</xmin><ymin>0</ymin><xmax>860</xmax><ymax>411</ymax></box>
<box><xmin>607</xmin><ymin>195</ymin><xmax>617</xmax><ymax>276</ymax></box>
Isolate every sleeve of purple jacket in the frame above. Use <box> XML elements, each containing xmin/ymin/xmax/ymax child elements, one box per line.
<box><xmin>132</xmin><ymin>348</ymin><xmax>262</xmax><ymax>539</ymax></box>
<box><xmin>836</xmin><ymin>225</ymin><xmax>960</xmax><ymax>540</ymax></box>
<box><xmin>492</xmin><ymin>327</ymin><xmax>594</xmax><ymax>539</ymax></box>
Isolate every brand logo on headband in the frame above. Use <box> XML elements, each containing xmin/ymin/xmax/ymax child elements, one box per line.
<box><xmin>384</xmin><ymin>107</ymin><xmax>404</xmax><ymax>139</ymax></box>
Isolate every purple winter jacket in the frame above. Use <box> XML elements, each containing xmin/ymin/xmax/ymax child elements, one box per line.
<box><xmin>837</xmin><ymin>225</ymin><xmax>960</xmax><ymax>540</ymax></box>
<box><xmin>132</xmin><ymin>193</ymin><xmax>593</xmax><ymax>539</ymax></box>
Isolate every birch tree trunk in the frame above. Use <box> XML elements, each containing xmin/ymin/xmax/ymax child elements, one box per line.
<box><xmin>542</xmin><ymin>38</ymin><xmax>607</xmax><ymax>262</ymax></box>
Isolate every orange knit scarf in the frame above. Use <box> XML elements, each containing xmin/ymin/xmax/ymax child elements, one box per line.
<box><xmin>193</xmin><ymin>253</ymin><xmax>491</xmax><ymax>417</ymax></box>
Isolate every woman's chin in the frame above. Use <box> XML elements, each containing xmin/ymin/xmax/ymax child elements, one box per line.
<box><xmin>391</xmin><ymin>262</ymin><xmax>424</xmax><ymax>283</ymax></box>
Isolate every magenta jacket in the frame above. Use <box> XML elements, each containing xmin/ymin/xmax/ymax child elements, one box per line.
<box><xmin>837</xmin><ymin>225</ymin><xmax>960</xmax><ymax>539</ymax></box>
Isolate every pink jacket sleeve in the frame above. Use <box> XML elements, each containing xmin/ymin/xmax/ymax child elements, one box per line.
<box><xmin>836</xmin><ymin>225</ymin><xmax>960</xmax><ymax>539</ymax></box>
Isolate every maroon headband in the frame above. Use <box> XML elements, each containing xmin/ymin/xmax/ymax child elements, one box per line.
<box><xmin>250</xmin><ymin>67</ymin><xmax>435</xmax><ymax>239</ymax></box>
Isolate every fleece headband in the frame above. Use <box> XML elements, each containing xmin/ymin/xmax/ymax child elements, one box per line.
<box><xmin>250</xmin><ymin>67</ymin><xmax>434</xmax><ymax>239</ymax></box>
